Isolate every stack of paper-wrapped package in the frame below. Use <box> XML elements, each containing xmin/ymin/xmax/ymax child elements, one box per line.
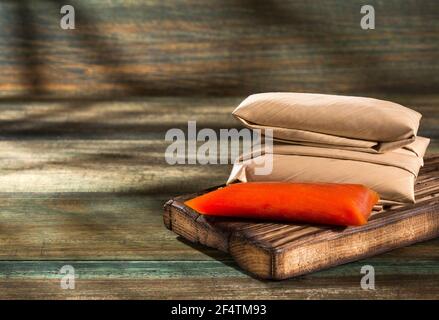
<box><xmin>228</xmin><ymin>93</ymin><xmax>430</xmax><ymax>204</ymax></box>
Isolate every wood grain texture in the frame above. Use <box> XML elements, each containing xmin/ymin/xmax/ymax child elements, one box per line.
<box><xmin>0</xmin><ymin>97</ymin><xmax>433</xmax><ymax>195</ymax></box>
<box><xmin>0</xmin><ymin>0</ymin><xmax>438</xmax><ymax>99</ymax></box>
<box><xmin>1</xmin><ymin>257</ymin><xmax>439</xmax><ymax>299</ymax></box>
<box><xmin>0</xmin><ymin>0</ymin><xmax>438</xmax><ymax>298</ymax></box>
<box><xmin>165</xmin><ymin>156</ymin><xmax>439</xmax><ymax>280</ymax></box>
<box><xmin>0</xmin><ymin>97</ymin><xmax>436</xmax><ymax>298</ymax></box>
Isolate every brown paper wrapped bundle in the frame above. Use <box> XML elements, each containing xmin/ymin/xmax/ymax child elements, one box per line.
<box><xmin>229</xmin><ymin>92</ymin><xmax>429</xmax><ymax>203</ymax></box>
<box><xmin>233</xmin><ymin>92</ymin><xmax>422</xmax><ymax>153</ymax></box>
<box><xmin>227</xmin><ymin>137</ymin><xmax>430</xmax><ymax>204</ymax></box>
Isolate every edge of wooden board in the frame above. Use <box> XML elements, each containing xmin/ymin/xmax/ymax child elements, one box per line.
<box><xmin>164</xmin><ymin>197</ymin><xmax>439</xmax><ymax>280</ymax></box>
<box><xmin>163</xmin><ymin>155</ymin><xmax>439</xmax><ymax>280</ymax></box>
<box><xmin>242</xmin><ymin>198</ymin><xmax>439</xmax><ymax>279</ymax></box>
<box><xmin>164</xmin><ymin>198</ymin><xmax>232</xmax><ymax>253</ymax></box>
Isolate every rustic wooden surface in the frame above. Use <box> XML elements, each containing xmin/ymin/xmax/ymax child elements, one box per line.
<box><xmin>0</xmin><ymin>0</ymin><xmax>438</xmax><ymax>299</ymax></box>
<box><xmin>0</xmin><ymin>96</ymin><xmax>436</xmax><ymax>299</ymax></box>
<box><xmin>0</xmin><ymin>0</ymin><xmax>438</xmax><ymax>99</ymax></box>
<box><xmin>164</xmin><ymin>156</ymin><xmax>439</xmax><ymax>280</ymax></box>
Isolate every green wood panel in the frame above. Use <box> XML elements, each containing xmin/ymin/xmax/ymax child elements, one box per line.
<box><xmin>0</xmin><ymin>0</ymin><xmax>438</xmax><ymax>98</ymax></box>
<box><xmin>0</xmin><ymin>191</ymin><xmax>438</xmax><ymax>262</ymax></box>
<box><xmin>0</xmin><ymin>97</ymin><xmax>436</xmax><ymax>298</ymax></box>
<box><xmin>0</xmin><ymin>193</ymin><xmax>230</xmax><ymax>260</ymax></box>
<box><xmin>0</xmin><ymin>97</ymin><xmax>435</xmax><ymax>196</ymax></box>
<box><xmin>0</xmin><ymin>255</ymin><xmax>439</xmax><ymax>299</ymax></box>
<box><xmin>0</xmin><ymin>97</ymin><xmax>436</xmax><ymax>262</ymax></box>
<box><xmin>0</xmin><ymin>96</ymin><xmax>436</xmax><ymax>142</ymax></box>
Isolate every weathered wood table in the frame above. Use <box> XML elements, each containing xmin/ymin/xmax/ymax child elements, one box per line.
<box><xmin>0</xmin><ymin>96</ymin><xmax>437</xmax><ymax>299</ymax></box>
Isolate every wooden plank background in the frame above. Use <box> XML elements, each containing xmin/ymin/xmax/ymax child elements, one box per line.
<box><xmin>0</xmin><ymin>0</ymin><xmax>438</xmax><ymax>299</ymax></box>
<box><xmin>0</xmin><ymin>97</ymin><xmax>436</xmax><ymax>299</ymax></box>
<box><xmin>0</xmin><ymin>0</ymin><xmax>438</xmax><ymax>98</ymax></box>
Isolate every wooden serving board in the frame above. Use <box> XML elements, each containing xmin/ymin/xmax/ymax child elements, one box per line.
<box><xmin>163</xmin><ymin>155</ymin><xmax>439</xmax><ymax>280</ymax></box>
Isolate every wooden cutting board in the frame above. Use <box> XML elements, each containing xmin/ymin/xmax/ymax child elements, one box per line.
<box><xmin>163</xmin><ymin>155</ymin><xmax>439</xmax><ymax>280</ymax></box>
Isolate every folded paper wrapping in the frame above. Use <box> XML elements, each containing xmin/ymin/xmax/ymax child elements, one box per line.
<box><xmin>227</xmin><ymin>137</ymin><xmax>430</xmax><ymax>204</ymax></box>
<box><xmin>233</xmin><ymin>92</ymin><xmax>422</xmax><ymax>153</ymax></box>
